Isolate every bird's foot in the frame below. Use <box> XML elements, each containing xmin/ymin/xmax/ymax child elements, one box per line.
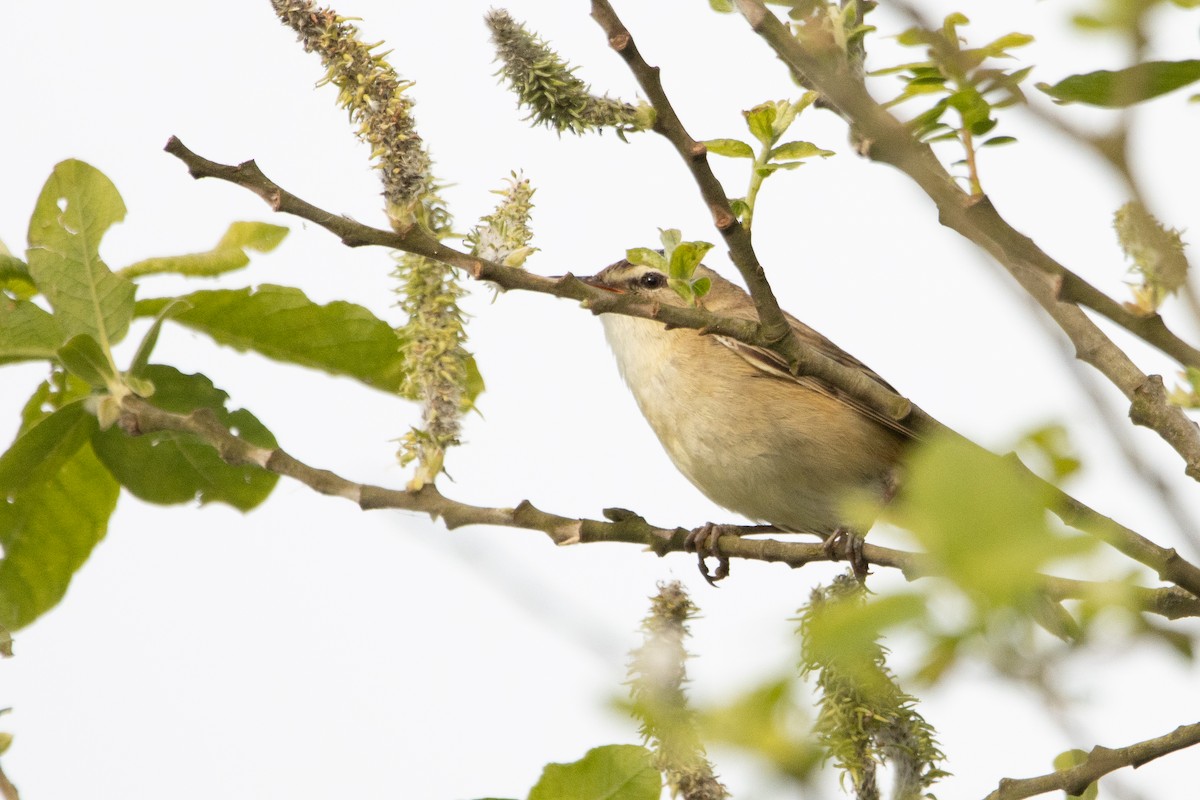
<box><xmin>824</xmin><ymin>528</ymin><xmax>869</xmax><ymax>582</ymax></box>
<box><xmin>685</xmin><ymin>523</ymin><xmax>741</xmax><ymax>586</ymax></box>
<box><xmin>685</xmin><ymin>524</ymin><xmax>779</xmax><ymax>586</ymax></box>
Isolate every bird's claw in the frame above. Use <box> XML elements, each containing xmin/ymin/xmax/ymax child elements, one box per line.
<box><xmin>824</xmin><ymin>528</ymin><xmax>869</xmax><ymax>582</ymax></box>
<box><xmin>686</xmin><ymin>523</ymin><xmax>732</xmax><ymax>586</ymax></box>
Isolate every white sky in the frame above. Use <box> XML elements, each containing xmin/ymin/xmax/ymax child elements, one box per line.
<box><xmin>2</xmin><ymin>1</ymin><xmax>1199</xmax><ymax>798</ymax></box>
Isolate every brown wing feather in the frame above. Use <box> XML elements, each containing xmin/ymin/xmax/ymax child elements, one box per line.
<box><xmin>714</xmin><ymin>312</ymin><xmax>915</xmax><ymax>440</ymax></box>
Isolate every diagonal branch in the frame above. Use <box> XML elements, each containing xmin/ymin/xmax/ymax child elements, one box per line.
<box><xmin>588</xmin><ymin>0</ymin><xmax>792</xmax><ymax>349</ymax></box>
<box><xmin>113</xmin><ymin>395</ymin><xmax>1200</xmax><ymax>622</ymax></box>
<box><xmin>983</xmin><ymin>721</ymin><xmax>1200</xmax><ymax>800</ymax></box>
<box><xmin>162</xmin><ymin>135</ymin><xmax>1200</xmax><ymax>599</ymax></box>
<box><xmin>163</xmin><ymin>134</ymin><xmax>913</xmax><ymax>427</ymax></box>
<box><xmin>731</xmin><ymin>0</ymin><xmax>1200</xmax><ymax>481</ymax></box>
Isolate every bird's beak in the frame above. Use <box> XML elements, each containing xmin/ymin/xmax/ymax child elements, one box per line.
<box><xmin>578</xmin><ymin>274</ymin><xmax>625</xmax><ymax>294</ymax></box>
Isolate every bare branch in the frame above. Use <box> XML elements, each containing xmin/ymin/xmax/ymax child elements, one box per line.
<box><xmin>731</xmin><ymin>1</ymin><xmax>1200</xmax><ymax>480</ymax></box>
<box><xmin>163</xmin><ymin>134</ymin><xmax>913</xmax><ymax>428</ymax></box>
<box><xmin>162</xmin><ymin>135</ymin><xmax>1200</xmax><ymax>598</ymax></box>
<box><xmin>113</xmin><ymin>396</ymin><xmax>1200</xmax><ymax>621</ymax></box>
<box><xmin>589</xmin><ymin>0</ymin><xmax>793</xmax><ymax>350</ymax></box>
<box><xmin>983</xmin><ymin>721</ymin><xmax>1200</xmax><ymax>800</ymax></box>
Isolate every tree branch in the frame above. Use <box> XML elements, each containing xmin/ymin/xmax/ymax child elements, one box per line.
<box><xmin>113</xmin><ymin>396</ymin><xmax>1200</xmax><ymax>621</ymax></box>
<box><xmin>163</xmin><ymin>134</ymin><xmax>914</xmax><ymax>428</ymax></box>
<box><xmin>162</xmin><ymin>135</ymin><xmax>1200</xmax><ymax>598</ymax></box>
<box><xmin>730</xmin><ymin>0</ymin><xmax>1200</xmax><ymax>481</ymax></box>
<box><xmin>983</xmin><ymin>721</ymin><xmax>1200</xmax><ymax>800</ymax></box>
<box><xmin>588</xmin><ymin>0</ymin><xmax>791</xmax><ymax>348</ymax></box>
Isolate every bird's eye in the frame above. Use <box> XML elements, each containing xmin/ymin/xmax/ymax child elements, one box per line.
<box><xmin>637</xmin><ymin>272</ymin><xmax>665</xmax><ymax>289</ymax></box>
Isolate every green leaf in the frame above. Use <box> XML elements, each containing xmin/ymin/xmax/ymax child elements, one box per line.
<box><xmin>135</xmin><ymin>285</ymin><xmax>411</xmax><ymax>393</ymax></box>
<box><xmin>128</xmin><ymin>299</ymin><xmax>191</xmax><ymax>379</ymax></box>
<box><xmin>119</xmin><ymin>221</ymin><xmax>288</xmax><ymax>280</ymax></box>
<box><xmin>657</xmin><ymin>228</ymin><xmax>682</xmax><ymax>254</ymax></box>
<box><xmin>0</xmin><ymin>252</ymin><xmax>37</xmax><ymax>300</ymax></box>
<box><xmin>462</xmin><ymin>356</ymin><xmax>486</xmax><ymax>413</ymax></box>
<box><xmin>91</xmin><ymin>365</ymin><xmax>278</xmax><ymax>510</ymax></box>
<box><xmin>702</xmin><ymin>138</ymin><xmax>755</xmax><ymax>159</ymax></box>
<box><xmin>57</xmin><ymin>334</ymin><xmax>117</xmax><ymax>390</ymax></box>
<box><xmin>691</xmin><ymin>276</ymin><xmax>711</xmax><ymax>299</ymax></box>
<box><xmin>624</xmin><ymin>248</ymin><xmax>667</xmax><ymax>272</ymax></box>
<box><xmin>744</xmin><ymin>103</ymin><xmax>778</xmax><ymax>144</ymax></box>
<box><xmin>528</xmin><ymin>745</ymin><xmax>660</xmax><ymax>800</ymax></box>
<box><xmin>887</xmin><ymin>433</ymin><xmax>1095</xmax><ymax>610</ymax></box>
<box><xmin>1037</xmin><ymin>60</ymin><xmax>1200</xmax><ymax>107</ymax></box>
<box><xmin>0</xmin><ymin>400</ymin><xmax>96</xmax><ymax>495</ymax></box>
<box><xmin>982</xmin><ymin>135</ymin><xmax>1017</xmax><ymax>147</ymax></box>
<box><xmin>0</xmin><ymin>435</ymin><xmax>119</xmax><ymax>631</ymax></box>
<box><xmin>981</xmin><ymin>32</ymin><xmax>1034</xmax><ymax>56</ymax></box>
<box><xmin>708</xmin><ymin>0</ymin><xmax>735</xmax><ymax>12</ymax></box>
<box><xmin>769</xmin><ymin>140</ymin><xmax>834</xmax><ymax>161</ymax></box>
<box><xmin>0</xmin><ymin>296</ymin><xmax>62</xmax><ymax>363</ymax></box>
<box><xmin>25</xmin><ymin>159</ymin><xmax>134</xmax><ymax>347</ymax></box>
<box><xmin>667</xmin><ymin>241</ymin><xmax>713</xmax><ymax>280</ymax></box>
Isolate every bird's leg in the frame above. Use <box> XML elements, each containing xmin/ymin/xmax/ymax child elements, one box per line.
<box><xmin>823</xmin><ymin>527</ymin><xmax>869</xmax><ymax>582</ymax></box>
<box><xmin>685</xmin><ymin>524</ymin><xmax>779</xmax><ymax>586</ymax></box>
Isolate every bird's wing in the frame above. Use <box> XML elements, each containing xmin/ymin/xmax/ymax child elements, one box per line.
<box><xmin>713</xmin><ymin>313</ymin><xmax>916</xmax><ymax>440</ymax></box>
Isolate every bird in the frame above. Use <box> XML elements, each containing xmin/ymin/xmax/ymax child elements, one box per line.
<box><xmin>581</xmin><ymin>258</ymin><xmax>913</xmax><ymax>582</ymax></box>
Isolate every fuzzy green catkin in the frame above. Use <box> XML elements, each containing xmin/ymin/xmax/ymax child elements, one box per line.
<box><xmin>270</xmin><ymin>0</ymin><xmax>433</xmax><ymax>221</ymax></box>
<box><xmin>628</xmin><ymin>582</ymin><xmax>728</xmax><ymax>800</ymax></box>
<box><xmin>467</xmin><ymin>173</ymin><xmax>537</xmax><ymax>268</ymax></box>
<box><xmin>394</xmin><ymin>248</ymin><xmax>468</xmax><ymax>489</ymax></box>
<box><xmin>486</xmin><ymin>8</ymin><xmax>654</xmax><ymax>137</ymax></box>
<box><xmin>272</xmin><ymin>0</ymin><xmax>471</xmax><ymax>486</ymax></box>
<box><xmin>1114</xmin><ymin>201</ymin><xmax>1188</xmax><ymax>314</ymax></box>
<box><xmin>798</xmin><ymin>576</ymin><xmax>946</xmax><ymax>800</ymax></box>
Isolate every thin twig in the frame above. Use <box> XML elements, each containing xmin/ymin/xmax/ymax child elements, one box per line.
<box><xmin>982</xmin><ymin>721</ymin><xmax>1200</xmax><ymax>800</ymax></box>
<box><xmin>0</xmin><ymin>760</ymin><xmax>18</xmax><ymax>800</ymax></box>
<box><xmin>163</xmin><ymin>135</ymin><xmax>914</xmax><ymax>428</ymax></box>
<box><xmin>588</xmin><ymin>0</ymin><xmax>791</xmax><ymax>349</ymax></box>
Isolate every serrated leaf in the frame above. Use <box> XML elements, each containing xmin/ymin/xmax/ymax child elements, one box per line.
<box><xmin>624</xmin><ymin>248</ymin><xmax>667</xmax><ymax>272</ymax></box>
<box><xmin>528</xmin><ymin>745</ymin><xmax>660</xmax><ymax>800</ymax></box>
<box><xmin>0</xmin><ymin>296</ymin><xmax>62</xmax><ymax>363</ymax></box>
<box><xmin>0</xmin><ymin>400</ymin><xmax>96</xmax><ymax>495</ymax></box>
<box><xmin>57</xmin><ymin>334</ymin><xmax>117</xmax><ymax>390</ymax></box>
<box><xmin>91</xmin><ymin>365</ymin><xmax>278</xmax><ymax>510</ymax></box>
<box><xmin>1037</xmin><ymin>60</ymin><xmax>1200</xmax><ymax>107</ymax></box>
<box><xmin>769</xmin><ymin>140</ymin><xmax>835</xmax><ymax>161</ymax></box>
<box><xmin>119</xmin><ymin>221</ymin><xmax>289</xmax><ymax>280</ymax></box>
<box><xmin>0</xmin><ymin>434</ymin><xmax>119</xmax><ymax>631</ymax></box>
<box><xmin>702</xmin><ymin>138</ymin><xmax>755</xmax><ymax>159</ymax></box>
<box><xmin>25</xmin><ymin>159</ymin><xmax>134</xmax><ymax>348</ymax></box>
<box><xmin>135</xmin><ymin>286</ymin><xmax>411</xmax><ymax>394</ymax></box>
